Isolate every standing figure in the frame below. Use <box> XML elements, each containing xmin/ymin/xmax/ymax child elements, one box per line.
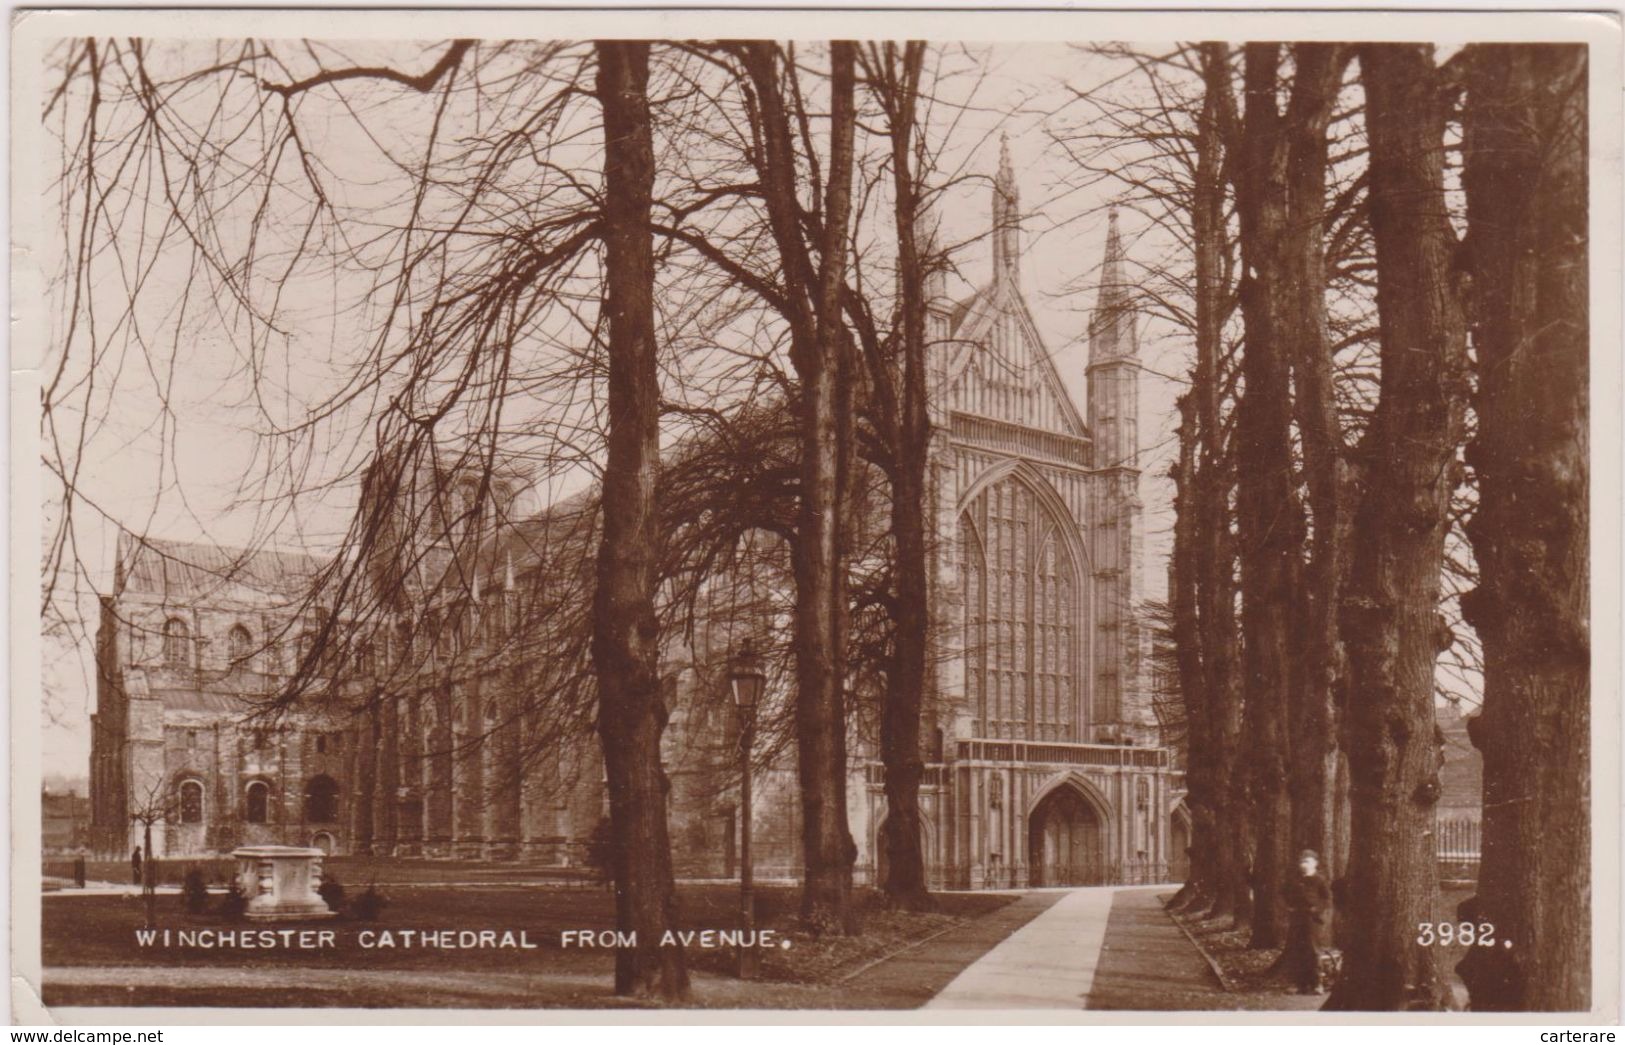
<box><xmin>1284</xmin><ymin>848</ymin><xmax>1333</xmax><ymax>993</ymax></box>
<box><xmin>130</xmin><ymin>845</ymin><xmax>143</xmax><ymax>887</ymax></box>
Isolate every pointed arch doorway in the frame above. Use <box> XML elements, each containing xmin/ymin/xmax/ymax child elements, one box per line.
<box><xmin>1028</xmin><ymin>783</ymin><xmax>1106</xmax><ymax>886</ymax></box>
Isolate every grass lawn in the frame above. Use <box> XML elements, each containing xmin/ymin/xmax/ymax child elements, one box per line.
<box><xmin>42</xmin><ymin>882</ymin><xmax>1015</xmax><ymax>1008</ymax></box>
<box><xmin>1167</xmin><ymin>884</ymin><xmax>1478</xmax><ymax>1007</ymax></box>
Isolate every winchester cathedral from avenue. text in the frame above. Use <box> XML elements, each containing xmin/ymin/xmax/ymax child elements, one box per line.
<box><xmin>88</xmin><ymin>143</ymin><xmax>1185</xmax><ymax>891</ymax></box>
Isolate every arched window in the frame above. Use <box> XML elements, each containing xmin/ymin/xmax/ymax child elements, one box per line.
<box><xmin>1135</xmin><ymin>778</ymin><xmax>1153</xmax><ymax>857</ymax></box>
<box><xmin>446</xmin><ymin>477</ymin><xmax>480</xmax><ymax>547</ymax></box>
<box><xmin>228</xmin><ymin>625</ymin><xmax>254</xmax><ymax>668</ymax></box>
<box><xmin>960</xmin><ymin>474</ymin><xmax>1081</xmax><ymax>741</ymax></box>
<box><xmin>162</xmin><ymin>618</ymin><xmax>191</xmax><ymax>667</ymax></box>
<box><xmin>245</xmin><ymin>781</ymin><xmax>270</xmax><ymax>824</ymax></box>
<box><xmin>178</xmin><ymin>779</ymin><xmax>204</xmax><ymax>824</ymax></box>
<box><xmin>304</xmin><ymin>775</ymin><xmax>340</xmax><ymax>824</ymax></box>
<box><xmin>394</xmin><ymin>620</ymin><xmax>413</xmax><ymax>668</ymax></box>
<box><xmin>457</xmin><ymin>477</ymin><xmax>480</xmax><ymax>513</ymax></box>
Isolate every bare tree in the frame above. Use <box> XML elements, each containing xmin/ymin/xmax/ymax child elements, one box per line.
<box><xmin>590</xmin><ymin>40</ymin><xmax>690</xmax><ymax>1000</ymax></box>
<box><xmin>1274</xmin><ymin>46</ymin><xmax>1355</xmax><ymax>901</ymax></box>
<box><xmin>1166</xmin><ymin>392</ymin><xmax>1210</xmax><ymax>910</ymax></box>
<box><xmin>1052</xmin><ymin>42</ymin><xmax>1252</xmax><ymax>925</ymax></box>
<box><xmin>1225</xmin><ymin>42</ymin><xmax>1311</xmax><ymax>951</ymax></box>
<box><xmin>128</xmin><ymin>778</ymin><xmax>178</xmax><ymax>928</ymax></box>
<box><xmin>1456</xmin><ymin>43</ymin><xmax>1590</xmax><ymax>1012</ymax></box>
<box><xmin>851</xmin><ymin>40</ymin><xmax>935</xmax><ymax>912</ymax></box>
<box><xmin>1220</xmin><ymin>40</ymin><xmax>1354</xmax><ymax>965</ymax></box>
<box><xmin>1328</xmin><ymin>43</ymin><xmax>1469</xmax><ymax>1012</ymax></box>
<box><xmin>1189</xmin><ymin>42</ymin><xmax>1249</xmax><ymax>927</ymax></box>
<box><xmin>709</xmin><ymin>41</ymin><xmax>863</xmax><ymax>931</ymax></box>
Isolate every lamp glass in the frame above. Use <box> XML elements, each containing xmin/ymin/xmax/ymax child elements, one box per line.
<box><xmin>730</xmin><ymin>648</ymin><xmax>766</xmax><ymax>709</ymax></box>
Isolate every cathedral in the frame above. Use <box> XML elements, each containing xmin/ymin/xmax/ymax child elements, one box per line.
<box><xmin>87</xmin><ymin>142</ymin><xmax>1185</xmax><ymax>889</ymax></box>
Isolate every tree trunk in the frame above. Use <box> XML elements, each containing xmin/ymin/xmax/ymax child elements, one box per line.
<box><xmin>589</xmin><ymin>40</ymin><xmax>690</xmax><ymax>1001</ymax></box>
<box><xmin>1229</xmin><ymin>42</ymin><xmax>1305</xmax><ymax>950</ymax></box>
<box><xmin>801</xmin><ymin>42</ymin><xmax>860</xmax><ymax>933</ymax></box>
<box><xmin>881</xmin><ymin>455</ymin><xmax>931</xmax><ymax>909</ymax></box>
<box><xmin>1193</xmin><ymin>42</ymin><xmax>1249</xmax><ymax>927</ymax></box>
<box><xmin>1456</xmin><ymin>43</ymin><xmax>1590</xmax><ymax>1012</ymax></box>
<box><xmin>1326</xmin><ymin>43</ymin><xmax>1468</xmax><ymax>1011</ymax></box>
<box><xmin>1280</xmin><ymin>44</ymin><xmax>1351</xmax><ymax>876</ymax></box>
<box><xmin>143</xmin><ymin>819</ymin><xmax>156</xmax><ymax>928</ymax></box>
<box><xmin>1170</xmin><ymin>394</ymin><xmax>1212</xmax><ymax>909</ymax></box>
<box><xmin>872</xmin><ymin>41</ymin><xmax>934</xmax><ymax>913</ymax></box>
<box><xmin>1168</xmin><ymin>43</ymin><xmax>1225</xmax><ymax>916</ymax></box>
<box><xmin>739</xmin><ymin>41</ymin><xmax>863</xmax><ymax>932</ymax></box>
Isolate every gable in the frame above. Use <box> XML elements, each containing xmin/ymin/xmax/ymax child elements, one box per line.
<box><xmin>940</xmin><ymin>279</ymin><xmax>1088</xmax><ymax>440</ymax></box>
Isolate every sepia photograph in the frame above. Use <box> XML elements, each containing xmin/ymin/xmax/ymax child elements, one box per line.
<box><xmin>11</xmin><ymin>7</ymin><xmax>1619</xmax><ymax>1023</ymax></box>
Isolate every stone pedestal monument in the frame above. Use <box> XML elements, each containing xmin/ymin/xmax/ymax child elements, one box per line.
<box><xmin>232</xmin><ymin>845</ymin><xmax>335</xmax><ymax>920</ymax></box>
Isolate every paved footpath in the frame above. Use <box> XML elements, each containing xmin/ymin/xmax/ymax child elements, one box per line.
<box><xmin>843</xmin><ymin>891</ymin><xmax>1067</xmax><ymax>1007</ymax></box>
<box><xmin>923</xmin><ymin>885</ymin><xmax>1315</xmax><ymax>1011</ymax></box>
<box><xmin>925</xmin><ymin>887</ymin><xmax>1118</xmax><ymax>1009</ymax></box>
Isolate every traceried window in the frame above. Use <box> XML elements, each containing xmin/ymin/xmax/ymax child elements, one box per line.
<box><xmin>227</xmin><ymin>624</ymin><xmax>254</xmax><ymax>669</ymax></box>
<box><xmin>178</xmin><ymin>779</ymin><xmax>204</xmax><ymax>824</ymax></box>
<box><xmin>394</xmin><ymin>620</ymin><xmax>413</xmax><ymax>669</ymax></box>
<box><xmin>1135</xmin><ymin>777</ymin><xmax>1153</xmax><ymax>856</ymax></box>
<box><xmin>304</xmin><ymin>775</ymin><xmax>340</xmax><ymax>824</ymax></box>
<box><xmin>425</xmin><ymin>610</ymin><xmax>443</xmax><ymax>662</ymax></box>
<box><xmin>245</xmin><ymin>780</ymin><xmax>270</xmax><ymax>823</ymax></box>
<box><xmin>960</xmin><ymin>474</ymin><xmax>1081</xmax><ymax>741</ymax></box>
<box><xmin>162</xmin><ymin>618</ymin><xmax>191</xmax><ymax>668</ymax></box>
<box><xmin>483</xmin><ymin>598</ymin><xmax>507</xmax><ymax>647</ymax></box>
<box><xmin>457</xmin><ymin>477</ymin><xmax>479</xmax><ymax>515</ymax></box>
<box><xmin>354</xmin><ymin>641</ymin><xmax>375</xmax><ymax>678</ymax></box>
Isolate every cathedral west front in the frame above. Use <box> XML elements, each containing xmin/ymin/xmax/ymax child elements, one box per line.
<box><xmin>87</xmin><ymin>141</ymin><xmax>1185</xmax><ymax>890</ymax></box>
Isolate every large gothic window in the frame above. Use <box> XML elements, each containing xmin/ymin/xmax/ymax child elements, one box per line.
<box><xmin>162</xmin><ymin>617</ymin><xmax>191</xmax><ymax>668</ymax></box>
<box><xmin>227</xmin><ymin>624</ymin><xmax>254</xmax><ymax>669</ymax></box>
<box><xmin>961</xmin><ymin>474</ymin><xmax>1081</xmax><ymax>741</ymax></box>
<box><xmin>304</xmin><ymin>775</ymin><xmax>340</xmax><ymax>824</ymax></box>
<box><xmin>245</xmin><ymin>781</ymin><xmax>270</xmax><ymax>824</ymax></box>
<box><xmin>178</xmin><ymin>780</ymin><xmax>204</xmax><ymax>824</ymax></box>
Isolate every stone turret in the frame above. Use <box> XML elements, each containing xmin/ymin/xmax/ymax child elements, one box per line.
<box><xmin>1086</xmin><ymin>208</ymin><xmax>1146</xmax><ymax>733</ymax></box>
<box><xmin>991</xmin><ymin>134</ymin><xmax>1021</xmax><ymax>288</ymax></box>
<box><xmin>1087</xmin><ymin>208</ymin><xmax>1141</xmax><ymax>469</ymax></box>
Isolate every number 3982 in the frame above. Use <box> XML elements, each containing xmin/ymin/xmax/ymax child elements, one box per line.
<box><xmin>1417</xmin><ymin>922</ymin><xmax>1495</xmax><ymax>946</ymax></box>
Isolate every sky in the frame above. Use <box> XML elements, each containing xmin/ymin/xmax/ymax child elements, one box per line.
<box><xmin>32</xmin><ymin>40</ymin><xmax>1190</xmax><ymax>780</ymax></box>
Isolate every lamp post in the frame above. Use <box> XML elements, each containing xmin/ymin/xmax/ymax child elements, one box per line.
<box><xmin>729</xmin><ymin>639</ymin><xmax>766</xmax><ymax>979</ymax></box>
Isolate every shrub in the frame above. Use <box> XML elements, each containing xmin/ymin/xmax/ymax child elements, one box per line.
<box><xmin>352</xmin><ymin>884</ymin><xmax>387</xmax><ymax>922</ymax></box>
<box><xmin>798</xmin><ymin>907</ymin><xmax>842</xmax><ymax>939</ymax></box>
<box><xmin>181</xmin><ymin>868</ymin><xmax>210</xmax><ymax>914</ymax></box>
<box><xmin>317</xmin><ymin>872</ymin><xmax>345</xmax><ymax>913</ymax></box>
<box><xmin>218</xmin><ymin>880</ymin><xmax>248</xmax><ymax>920</ymax></box>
